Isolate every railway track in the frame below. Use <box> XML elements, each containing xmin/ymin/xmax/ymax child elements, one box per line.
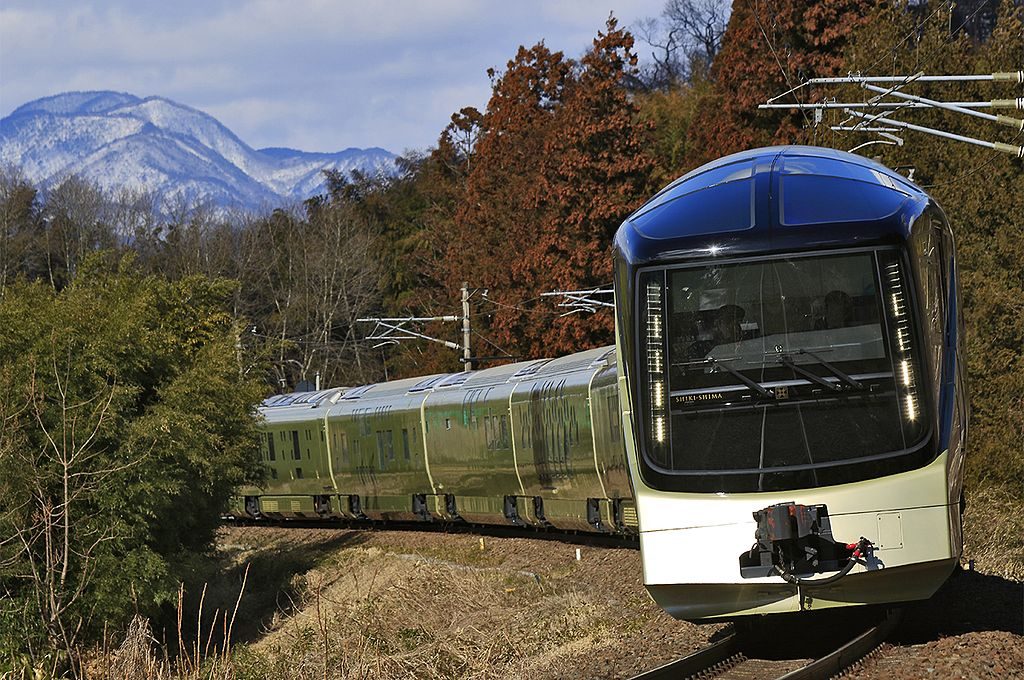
<box><xmin>630</xmin><ymin>608</ymin><xmax>901</xmax><ymax>680</ymax></box>
<box><xmin>222</xmin><ymin>516</ymin><xmax>640</xmax><ymax>549</ymax></box>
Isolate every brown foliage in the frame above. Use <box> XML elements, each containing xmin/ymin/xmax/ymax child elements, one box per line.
<box><xmin>440</xmin><ymin>17</ymin><xmax>656</xmax><ymax>363</ymax></box>
<box><xmin>685</xmin><ymin>0</ymin><xmax>875</xmax><ymax>167</ymax></box>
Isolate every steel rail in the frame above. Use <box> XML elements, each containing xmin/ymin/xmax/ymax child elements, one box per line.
<box><xmin>222</xmin><ymin>516</ymin><xmax>640</xmax><ymax>549</ymax></box>
<box><xmin>628</xmin><ymin>633</ymin><xmax>741</xmax><ymax>679</ymax></box>
<box><xmin>628</xmin><ymin>608</ymin><xmax>901</xmax><ymax>680</ymax></box>
<box><xmin>779</xmin><ymin>608</ymin><xmax>901</xmax><ymax>680</ymax></box>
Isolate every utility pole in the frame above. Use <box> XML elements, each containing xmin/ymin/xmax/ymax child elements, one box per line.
<box><xmin>357</xmin><ymin>283</ymin><xmax>480</xmax><ymax>369</ymax></box>
<box><xmin>462</xmin><ymin>282</ymin><xmax>473</xmax><ymax>371</ymax></box>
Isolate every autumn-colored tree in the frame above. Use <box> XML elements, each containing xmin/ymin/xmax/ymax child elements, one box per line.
<box><xmin>439</xmin><ymin>18</ymin><xmax>655</xmax><ymax>363</ymax></box>
<box><xmin>527</xmin><ymin>17</ymin><xmax>656</xmax><ymax>356</ymax></box>
<box><xmin>684</xmin><ymin>0</ymin><xmax>874</xmax><ymax>167</ymax></box>
<box><xmin>443</xmin><ymin>42</ymin><xmax>571</xmax><ymax>364</ymax></box>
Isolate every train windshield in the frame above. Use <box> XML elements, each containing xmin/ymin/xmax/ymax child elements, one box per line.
<box><xmin>637</xmin><ymin>249</ymin><xmax>931</xmax><ymax>492</ymax></box>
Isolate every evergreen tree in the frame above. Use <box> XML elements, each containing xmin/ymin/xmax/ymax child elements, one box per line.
<box><xmin>0</xmin><ymin>258</ymin><xmax>266</xmax><ymax>669</ymax></box>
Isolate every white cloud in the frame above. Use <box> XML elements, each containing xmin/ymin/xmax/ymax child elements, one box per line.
<box><xmin>1</xmin><ymin>0</ymin><xmax>666</xmax><ymax>152</ymax></box>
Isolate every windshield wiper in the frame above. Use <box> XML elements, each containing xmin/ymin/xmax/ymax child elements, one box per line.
<box><xmin>706</xmin><ymin>358</ymin><xmax>775</xmax><ymax>399</ymax></box>
<box><xmin>778</xmin><ymin>349</ymin><xmax>864</xmax><ymax>391</ymax></box>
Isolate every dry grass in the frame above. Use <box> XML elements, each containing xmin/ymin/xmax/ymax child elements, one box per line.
<box><xmin>78</xmin><ymin>486</ymin><xmax>1021</xmax><ymax>680</ymax></box>
<box><xmin>84</xmin><ymin>566</ymin><xmax>250</xmax><ymax>680</ymax></box>
<box><xmin>234</xmin><ymin>544</ymin><xmax>631</xmax><ymax>679</ymax></box>
<box><xmin>963</xmin><ymin>485</ymin><xmax>1024</xmax><ymax>581</ymax></box>
<box><xmin>80</xmin><ymin>528</ymin><xmax>669</xmax><ymax>680</ymax></box>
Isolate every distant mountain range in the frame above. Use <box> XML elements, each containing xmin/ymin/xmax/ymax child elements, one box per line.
<box><xmin>0</xmin><ymin>91</ymin><xmax>398</xmax><ymax>211</ymax></box>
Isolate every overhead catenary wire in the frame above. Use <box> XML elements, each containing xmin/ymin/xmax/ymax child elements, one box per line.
<box><xmin>918</xmin><ymin>129</ymin><xmax>1023</xmax><ymax>189</ymax></box>
<box><xmin>759</xmin><ymin>68</ymin><xmax>1024</xmax><ymax>157</ymax></box>
<box><xmin>469</xmin><ymin>328</ymin><xmax>516</xmax><ymax>361</ymax></box>
<box><xmin>860</xmin><ymin>82</ymin><xmax>1024</xmax><ymax>132</ymax></box>
<box><xmin>754</xmin><ymin>2</ymin><xmax>1021</xmax><ymax>191</ymax></box>
<box><xmin>759</xmin><ymin>100</ymin><xmax>1020</xmax><ymax>110</ymax></box>
<box><xmin>805</xmin><ymin>71</ymin><xmax>1024</xmax><ymax>85</ymax></box>
<box><xmin>857</xmin><ymin>0</ymin><xmax>951</xmax><ymax>77</ymax></box>
<box><xmin>541</xmin><ymin>286</ymin><xmax>615</xmax><ymax>315</ymax></box>
<box><xmin>844</xmin><ymin>109</ymin><xmax>1024</xmax><ymax>158</ymax></box>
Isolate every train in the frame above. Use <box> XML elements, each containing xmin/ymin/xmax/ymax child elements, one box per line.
<box><xmin>232</xmin><ymin>146</ymin><xmax>968</xmax><ymax>621</ymax></box>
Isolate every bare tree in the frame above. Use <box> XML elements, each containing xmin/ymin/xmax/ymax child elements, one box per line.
<box><xmin>634</xmin><ymin>0</ymin><xmax>731</xmax><ymax>89</ymax></box>
<box><xmin>107</xmin><ymin>186</ymin><xmax>158</xmax><ymax>249</ymax></box>
<box><xmin>664</xmin><ymin>0</ymin><xmax>730</xmax><ymax>72</ymax></box>
<box><xmin>303</xmin><ymin>202</ymin><xmax>383</xmax><ymax>386</ymax></box>
<box><xmin>633</xmin><ymin>16</ymin><xmax>689</xmax><ymax>89</ymax></box>
<box><xmin>42</xmin><ymin>176</ymin><xmax>116</xmax><ymax>286</ymax></box>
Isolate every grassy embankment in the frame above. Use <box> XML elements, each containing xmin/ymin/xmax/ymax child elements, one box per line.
<box><xmin>91</xmin><ymin>485</ymin><xmax>1022</xmax><ymax>679</ymax></box>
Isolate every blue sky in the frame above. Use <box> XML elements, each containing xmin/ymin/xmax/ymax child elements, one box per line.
<box><xmin>0</xmin><ymin>1</ymin><xmax>666</xmax><ymax>154</ymax></box>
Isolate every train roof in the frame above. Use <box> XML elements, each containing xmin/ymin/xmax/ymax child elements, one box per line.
<box><xmin>260</xmin><ymin>346</ymin><xmax>617</xmax><ymax>418</ymax></box>
<box><xmin>459</xmin><ymin>345</ymin><xmax>615</xmax><ymax>389</ymax></box>
<box><xmin>614</xmin><ymin>145</ymin><xmax>935</xmax><ymax>266</ymax></box>
<box><xmin>261</xmin><ymin>387</ymin><xmax>344</xmax><ymax>409</ymax></box>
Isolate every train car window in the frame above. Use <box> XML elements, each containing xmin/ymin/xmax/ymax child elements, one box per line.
<box><xmin>376</xmin><ymin>432</ymin><xmax>385</xmax><ymax>467</ymax></box>
<box><xmin>500</xmin><ymin>415</ymin><xmax>509</xmax><ymax>449</ymax></box>
<box><xmin>402</xmin><ymin>428</ymin><xmax>410</xmax><ymax>459</ymax></box>
<box><xmin>386</xmin><ymin>430</ymin><xmax>395</xmax><ymax>461</ymax></box>
<box><xmin>341</xmin><ymin>432</ymin><xmax>349</xmax><ymax>463</ymax></box>
<box><xmin>319</xmin><ymin>430</ymin><xmax>324</xmax><ymax>441</ymax></box>
<box><xmin>519</xmin><ymin>409</ymin><xmax>529</xmax><ymax>447</ymax></box>
<box><xmin>267</xmin><ymin>432</ymin><xmax>276</xmax><ymax>461</ymax></box>
<box><xmin>291</xmin><ymin>431</ymin><xmax>301</xmax><ymax>460</ymax></box>
<box><xmin>445</xmin><ymin>418</ymin><xmax>452</xmax><ymax>430</ymax></box>
<box><xmin>607</xmin><ymin>394</ymin><xmax>620</xmax><ymax>442</ymax></box>
<box><xmin>637</xmin><ymin>249</ymin><xmax>932</xmax><ymax>492</ymax></box>
<box><xmin>779</xmin><ymin>158</ymin><xmax>911</xmax><ymax>227</ymax></box>
<box><xmin>270</xmin><ymin>468</ymin><xmax>278</xmax><ymax>479</ymax></box>
<box><xmin>632</xmin><ymin>160</ymin><xmax>754</xmax><ymax>223</ymax></box>
<box><xmin>352</xmin><ymin>439</ymin><xmax>360</xmax><ymax>461</ymax></box>
<box><xmin>295</xmin><ymin>467</ymin><xmax>303</xmax><ymax>479</ymax></box>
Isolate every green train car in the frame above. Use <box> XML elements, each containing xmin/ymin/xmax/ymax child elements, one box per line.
<box><xmin>232</xmin><ymin>346</ymin><xmax>638</xmax><ymax>533</ymax></box>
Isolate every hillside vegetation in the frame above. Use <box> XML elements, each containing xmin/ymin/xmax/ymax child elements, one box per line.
<box><xmin>0</xmin><ymin>2</ymin><xmax>1021</xmax><ymax>677</ymax></box>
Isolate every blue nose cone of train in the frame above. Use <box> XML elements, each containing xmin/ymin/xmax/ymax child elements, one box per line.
<box><xmin>614</xmin><ymin>145</ymin><xmax>932</xmax><ymax>266</ymax></box>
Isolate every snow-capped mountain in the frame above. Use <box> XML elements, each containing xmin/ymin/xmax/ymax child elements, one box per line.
<box><xmin>0</xmin><ymin>91</ymin><xmax>398</xmax><ymax>211</ymax></box>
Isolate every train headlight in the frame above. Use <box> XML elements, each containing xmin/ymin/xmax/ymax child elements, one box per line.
<box><xmin>883</xmin><ymin>255</ymin><xmax>919</xmax><ymax>424</ymax></box>
<box><xmin>904</xmin><ymin>393</ymin><xmax>918</xmax><ymax>421</ymax></box>
<box><xmin>646</xmin><ymin>278</ymin><xmax>668</xmax><ymax>444</ymax></box>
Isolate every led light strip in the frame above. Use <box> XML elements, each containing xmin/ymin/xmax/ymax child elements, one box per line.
<box><xmin>884</xmin><ymin>260</ymin><xmax>918</xmax><ymax>421</ymax></box>
<box><xmin>646</xmin><ymin>280</ymin><xmax>667</xmax><ymax>443</ymax></box>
